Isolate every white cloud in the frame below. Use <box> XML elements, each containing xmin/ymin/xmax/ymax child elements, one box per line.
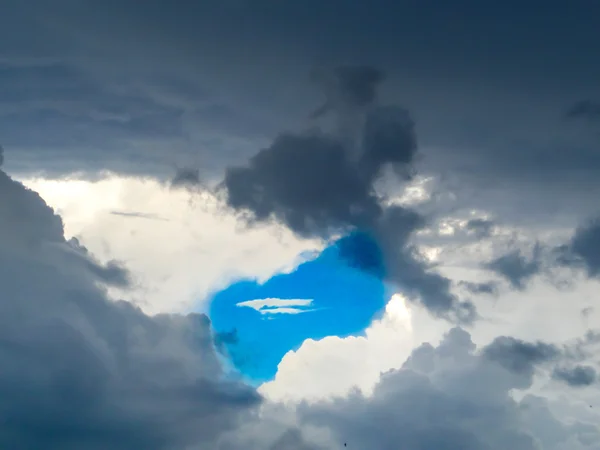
<box><xmin>20</xmin><ymin>175</ymin><xmax>320</xmax><ymax>314</ymax></box>
<box><xmin>259</xmin><ymin>294</ymin><xmax>433</xmax><ymax>402</ymax></box>
<box><xmin>237</xmin><ymin>298</ymin><xmax>314</xmax><ymax>315</ymax></box>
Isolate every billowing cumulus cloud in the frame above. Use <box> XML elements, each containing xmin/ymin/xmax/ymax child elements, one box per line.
<box><xmin>0</xmin><ymin>168</ymin><xmax>260</xmax><ymax>449</ymax></box>
<box><xmin>294</xmin><ymin>328</ymin><xmax>600</xmax><ymax>450</ymax></box>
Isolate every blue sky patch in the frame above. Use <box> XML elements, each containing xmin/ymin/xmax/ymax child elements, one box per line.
<box><xmin>208</xmin><ymin>231</ymin><xmax>389</xmax><ymax>383</ymax></box>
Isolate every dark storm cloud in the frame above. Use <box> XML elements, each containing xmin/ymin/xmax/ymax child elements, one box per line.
<box><xmin>482</xmin><ymin>218</ymin><xmax>600</xmax><ymax>290</ymax></box>
<box><xmin>298</xmin><ymin>327</ymin><xmax>599</xmax><ymax>450</ymax></box>
<box><xmin>553</xmin><ymin>365</ymin><xmax>597</xmax><ymax>387</ymax></box>
<box><xmin>223</xmin><ymin>131</ymin><xmax>382</xmax><ymax>236</ymax></box>
<box><xmin>484</xmin><ymin>245</ymin><xmax>542</xmax><ymax>290</ymax></box>
<box><xmin>221</xmin><ymin>67</ymin><xmax>473</xmax><ymax>322</ymax></box>
<box><xmin>3</xmin><ymin>0</ymin><xmax>600</xmax><ymax>231</ymax></box>
<box><xmin>66</xmin><ymin>237</ymin><xmax>131</xmax><ymax>287</ymax></box>
<box><xmin>565</xmin><ymin>100</ymin><xmax>600</xmax><ymax>121</ymax></box>
<box><xmin>0</xmin><ymin>168</ymin><xmax>260</xmax><ymax>449</ymax></box>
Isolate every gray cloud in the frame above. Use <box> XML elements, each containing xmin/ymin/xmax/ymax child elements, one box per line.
<box><xmin>553</xmin><ymin>365</ymin><xmax>597</xmax><ymax>387</ymax></box>
<box><xmin>482</xmin><ymin>336</ymin><xmax>560</xmax><ymax>383</ymax></box>
<box><xmin>482</xmin><ymin>218</ymin><xmax>600</xmax><ymax>291</ymax></box>
<box><xmin>221</xmin><ymin>67</ymin><xmax>473</xmax><ymax>322</ymax></box>
<box><xmin>466</xmin><ymin>218</ymin><xmax>495</xmax><ymax>239</ymax></box>
<box><xmin>2</xmin><ymin>2</ymin><xmax>600</xmax><ymax>233</ymax></box>
<box><xmin>66</xmin><ymin>237</ymin><xmax>131</xmax><ymax>287</ymax></box>
<box><xmin>0</xmin><ymin>168</ymin><xmax>260</xmax><ymax>449</ymax></box>
<box><xmin>563</xmin><ymin>218</ymin><xmax>600</xmax><ymax>278</ymax></box>
<box><xmin>171</xmin><ymin>167</ymin><xmax>201</xmax><ymax>188</ymax></box>
<box><xmin>458</xmin><ymin>280</ymin><xmax>499</xmax><ymax>296</ymax></box>
<box><xmin>298</xmin><ymin>327</ymin><xmax>600</xmax><ymax>450</ymax></box>
<box><xmin>484</xmin><ymin>245</ymin><xmax>542</xmax><ymax>290</ymax></box>
<box><xmin>222</xmin><ymin>131</ymin><xmax>382</xmax><ymax>236</ymax></box>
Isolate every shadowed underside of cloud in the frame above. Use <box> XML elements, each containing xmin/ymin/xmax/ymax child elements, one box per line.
<box><xmin>209</xmin><ymin>231</ymin><xmax>387</xmax><ymax>382</ymax></box>
<box><xmin>0</xmin><ymin>168</ymin><xmax>260</xmax><ymax>449</ymax></box>
<box><xmin>219</xmin><ymin>66</ymin><xmax>474</xmax><ymax>323</ymax></box>
<box><xmin>553</xmin><ymin>365</ymin><xmax>598</xmax><ymax>387</ymax></box>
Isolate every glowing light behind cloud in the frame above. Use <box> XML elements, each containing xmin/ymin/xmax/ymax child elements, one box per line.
<box><xmin>19</xmin><ymin>175</ymin><xmax>319</xmax><ymax>314</ymax></box>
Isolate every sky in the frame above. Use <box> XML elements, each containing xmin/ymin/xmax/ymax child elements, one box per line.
<box><xmin>2</xmin><ymin>1</ymin><xmax>600</xmax><ymax>449</ymax></box>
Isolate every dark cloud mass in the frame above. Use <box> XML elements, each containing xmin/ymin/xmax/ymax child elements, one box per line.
<box><xmin>483</xmin><ymin>219</ymin><xmax>600</xmax><ymax>291</ymax></box>
<box><xmin>553</xmin><ymin>365</ymin><xmax>598</xmax><ymax>387</ymax></box>
<box><xmin>482</xmin><ymin>336</ymin><xmax>560</xmax><ymax>383</ymax></box>
<box><xmin>0</xmin><ymin>168</ymin><xmax>260</xmax><ymax>449</ymax></box>
<box><xmin>222</xmin><ymin>66</ymin><xmax>473</xmax><ymax>322</ymax></box>
<box><xmin>566</xmin><ymin>218</ymin><xmax>600</xmax><ymax>278</ymax></box>
<box><xmin>484</xmin><ymin>245</ymin><xmax>542</xmax><ymax>290</ymax></box>
<box><xmin>223</xmin><ymin>131</ymin><xmax>382</xmax><ymax>236</ymax></box>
